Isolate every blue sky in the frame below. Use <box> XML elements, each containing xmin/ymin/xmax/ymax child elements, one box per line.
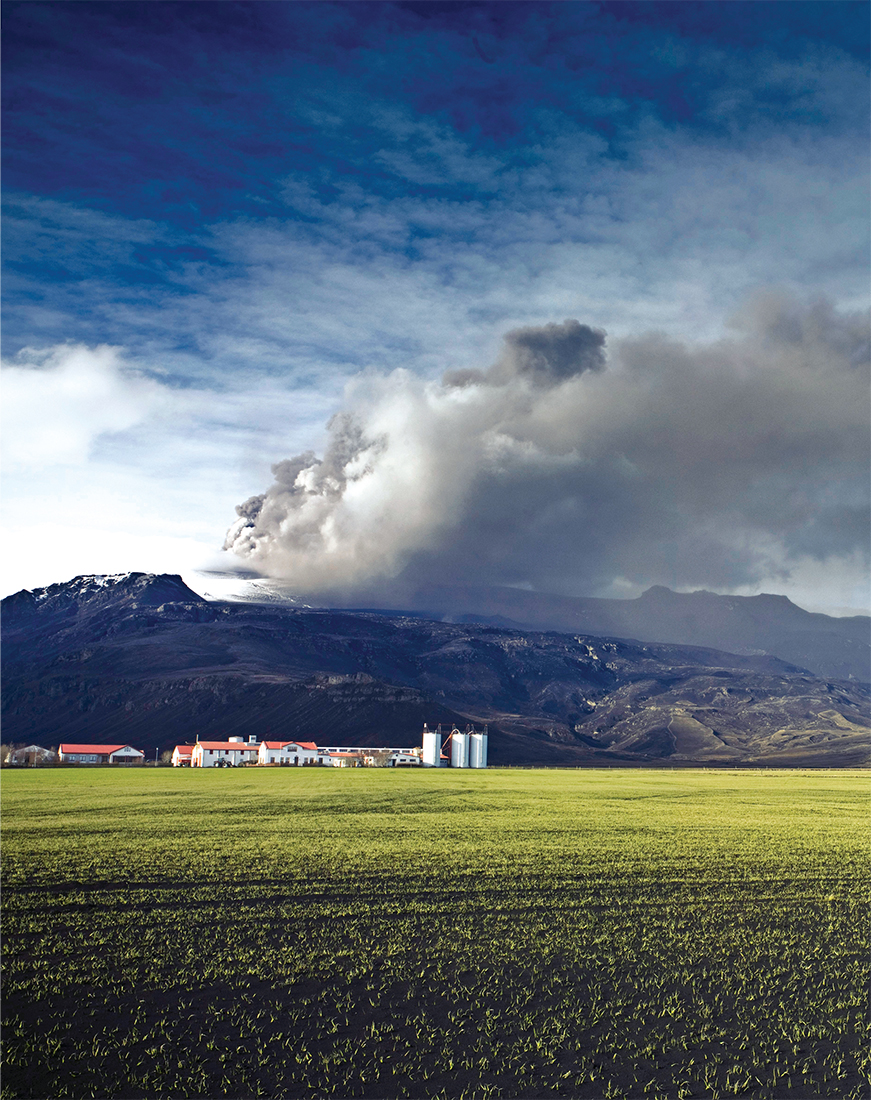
<box><xmin>2</xmin><ymin>1</ymin><xmax>869</xmax><ymax>610</ymax></box>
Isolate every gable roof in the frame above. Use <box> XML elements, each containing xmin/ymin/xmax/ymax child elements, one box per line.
<box><xmin>172</xmin><ymin>745</ymin><xmax>194</xmax><ymax>756</ymax></box>
<box><xmin>260</xmin><ymin>741</ymin><xmax>318</xmax><ymax>751</ymax></box>
<box><xmin>60</xmin><ymin>744</ymin><xmax>143</xmax><ymax>755</ymax></box>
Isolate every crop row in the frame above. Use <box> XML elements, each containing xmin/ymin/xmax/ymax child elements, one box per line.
<box><xmin>2</xmin><ymin>768</ymin><xmax>868</xmax><ymax>1098</ymax></box>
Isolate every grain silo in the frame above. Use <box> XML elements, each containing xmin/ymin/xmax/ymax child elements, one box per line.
<box><xmin>421</xmin><ymin>724</ymin><xmax>441</xmax><ymax>767</ymax></box>
<box><xmin>469</xmin><ymin>727</ymin><xmax>488</xmax><ymax>768</ymax></box>
<box><xmin>450</xmin><ymin>728</ymin><xmax>469</xmax><ymax>768</ymax></box>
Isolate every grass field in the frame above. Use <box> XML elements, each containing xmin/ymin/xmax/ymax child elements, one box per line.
<box><xmin>2</xmin><ymin>767</ymin><xmax>868</xmax><ymax>1099</ymax></box>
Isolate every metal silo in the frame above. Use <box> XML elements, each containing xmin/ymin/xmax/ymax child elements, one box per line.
<box><xmin>450</xmin><ymin>729</ymin><xmax>469</xmax><ymax>768</ymax></box>
<box><xmin>422</xmin><ymin>726</ymin><xmax>441</xmax><ymax>767</ymax></box>
<box><xmin>469</xmin><ymin>728</ymin><xmax>488</xmax><ymax>768</ymax></box>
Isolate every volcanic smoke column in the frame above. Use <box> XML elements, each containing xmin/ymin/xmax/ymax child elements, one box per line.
<box><xmin>225</xmin><ymin>302</ymin><xmax>870</xmax><ymax>607</ymax></box>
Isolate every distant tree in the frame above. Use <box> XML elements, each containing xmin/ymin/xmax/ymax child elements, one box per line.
<box><xmin>159</xmin><ymin>749</ymin><xmax>173</xmax><ymax>765</ymax></box>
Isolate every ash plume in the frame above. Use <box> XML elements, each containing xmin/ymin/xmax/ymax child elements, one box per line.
<box><xmin>224</xmin><ymin>297</ymin><xmax>870</xmax><ymax>598</ymax></box>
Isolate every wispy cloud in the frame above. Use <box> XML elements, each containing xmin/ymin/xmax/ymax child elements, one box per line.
<box><xmin>2</xmin><ymin>2</ymin><xmax>867</xmax><ymax>608</ymax></box>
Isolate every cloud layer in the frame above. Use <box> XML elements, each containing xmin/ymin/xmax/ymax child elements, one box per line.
<box><xmin>225</xmin><ymin>295</ymin><xmax>870</xmax><ymax>599</ymax></box>
<box><xmin>1</xmin><ymin>344</ymin><xmax>165</xmax><ymax>467</ymax></box>
<box><xmin>3</xmin><ymin>4</ymin><xmax>867</xmax><ymax>611</ymax></box>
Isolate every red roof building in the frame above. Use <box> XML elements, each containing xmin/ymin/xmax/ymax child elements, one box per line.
<box><xmin>59</xmin><ymin>744</ymin><xmax>144</xmax><ymax>765</ymax></box>
<box><xmin>191</xmin><ymin>740</ymin><xmax>260</xmax><ymax>767</ymax></box>
<box><xmin>257</xmin><ymin>740</ymin><xmax>319</xmax><ymax>765</ymax></box>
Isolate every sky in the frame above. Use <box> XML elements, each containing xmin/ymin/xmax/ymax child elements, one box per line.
<box><xmin>2</xmin><ymin>1</ymin><xmax>869</xmax><ymax>613</ymax></box>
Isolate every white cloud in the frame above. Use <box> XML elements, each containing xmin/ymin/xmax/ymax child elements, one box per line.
<box><xmin>1</xmin><ymin>344</ymin><xmax>166</xmax><ymax>468</ymax></box>
<box><xmin>0</xmin><ymin>339</ymin><xmax>346</xmax><ymax>596</ymax></box>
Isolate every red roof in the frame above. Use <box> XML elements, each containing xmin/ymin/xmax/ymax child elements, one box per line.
<box><xmin>260</xmin><ymin>740</ymin><xmax>317</xmax><ymax>751</ymax></box>
<box><xmin>173</xmin><ymin>746</ymin><xmax>194</xmax><ymax>756</ymax></box>
<box><xmin>195</xmin><ymin>741</ymin><xmax>259</xmax><ymax>751</ymax></box>
<box><xmin>60</xmin><ymin>744</ymin><xmax>143</xmax><ymax>755</ymax></box>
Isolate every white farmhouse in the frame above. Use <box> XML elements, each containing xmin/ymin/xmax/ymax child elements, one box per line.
<box><xmin>191</xmin><ymin>737</ymin><xmax>259</xmax><ymax>767</ymax></box>
<box><xmin>257</xmin><ymin>740</ymin><xmax>318</xmax><ymax>766</ymax></box>
<box><xmin>171</xmin><ymin>745</ymin><xmax>194</xmax><ymax>766</ymax></box>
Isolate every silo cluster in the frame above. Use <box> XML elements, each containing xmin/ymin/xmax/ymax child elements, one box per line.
<box><xmin>420</xmin><ymin>723</ymin><xmax>488</xmax><ymax>768</ymax></box>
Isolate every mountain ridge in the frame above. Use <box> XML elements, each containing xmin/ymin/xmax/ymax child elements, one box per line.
<box><xmin>190</xmin><ymin>572</ymin><xmax>871</xmax><ymax>683</ymax></box>
<box><xmin>2</xmin><ymin>573</ymin><xmax>868</xmax><ymax>767</ymax></box>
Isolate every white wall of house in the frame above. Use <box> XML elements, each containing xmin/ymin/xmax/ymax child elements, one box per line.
<box><xmin>191</xmin><ymin>743</ymin><xmax>259</xmax><ymax>767</ymax></box>
<box><xmin>389</xmin><ymin>752</ymin><xmax>420</xmax><ymax>766</ymax></box>
<box><xmin>4</xmin><ymin>745</ymin><xmax>56</xmax><ymax>766</ymax></box>
<box><xmin>327</xmin><ymin>753</ymin><xmax>362</xmax><ymax>767</ymax></box>
<box><xmin>108</xmin><ymin>748</ymin><xmax>145</xmax><ymax>765</ymax></box>
<box><xmin>257</xmin><ymin>741</ymin><xmax>319</xmax><ymax>766</ymax></box>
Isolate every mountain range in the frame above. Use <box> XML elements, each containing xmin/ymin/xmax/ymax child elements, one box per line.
<box><xmin>198</xmin><ymin>573</ymin><xmax>869</xmax><ymax>683</ymax></box>
<box><xmin>2</xmin><ymin>573</ymin><xmax>868</xmax><ymax>767</ymax></box>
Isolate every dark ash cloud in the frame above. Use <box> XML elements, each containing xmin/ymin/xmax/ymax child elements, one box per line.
<box><xmin>444</xmin><ymin>319</ymin><xmax>607</xmax><ymax>389</ymax></box>
<box><xmin>225</xmin><ymin>295</ymin><xmax>870</xmax><ymax>599</ymax></box>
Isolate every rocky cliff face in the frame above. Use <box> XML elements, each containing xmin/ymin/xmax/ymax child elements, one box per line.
<box><xmin>2</xmin><ymin>573</ymin><xmax>868</xmax><ymax>766</ymax></box>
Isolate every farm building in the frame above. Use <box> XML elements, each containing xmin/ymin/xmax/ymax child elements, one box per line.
<box><xmin>4</xmin><ymin>745</ymin><xmax>57</xmax><ymax>766</ymax></box>
<box><xmin>326</xmin><ymin>751</ymin><xmax>363</xmax><ymax>767</ymax></box>
<box><xmin>360</xmin><ymin>749</ymin><xmax>421</xmax><ymax>767</ymax></box>
<box><xmin>59</xmin><ymin>744</ymin><xmax>145</xmax><ymax>765</ymax></box>
<box><xmin>321</xmin><ymin>748</ymin><xmax>420</xmax><ymax>765</ymax></box>
<box><xmin>171</xmin><ymin>745</ymin><xmax>194</xmax><ymax>767</ymax></box>
<box><xmin>388</xmin><ymin>751</ymin><xmax>420</xmax><ymax>767</ymax></box>
<box><xmin>258</xmin><ymin>740</ymin><xmax>318</xmax><ymax>766</ymax></box>
<box><xmin>191</xmin><ymin>737</ymin><xmax>259</xmax><ymax>767</ymax></box>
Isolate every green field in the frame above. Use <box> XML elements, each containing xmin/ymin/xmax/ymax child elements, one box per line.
<box><xmin>2</xmin><ymin>768</ymin><xmax>868</xmax><ymax>1100</ymax></box>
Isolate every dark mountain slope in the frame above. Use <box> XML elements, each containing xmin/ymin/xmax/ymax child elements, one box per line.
<box><xmin>291</xmin><ymin>578</ymin><xmax>870</xmax><ymax>682</ymax></box>
<box><xmin>2</xmin><ymin>574</ymin><xmax>869</xmax><ymax>766</ymax></box>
